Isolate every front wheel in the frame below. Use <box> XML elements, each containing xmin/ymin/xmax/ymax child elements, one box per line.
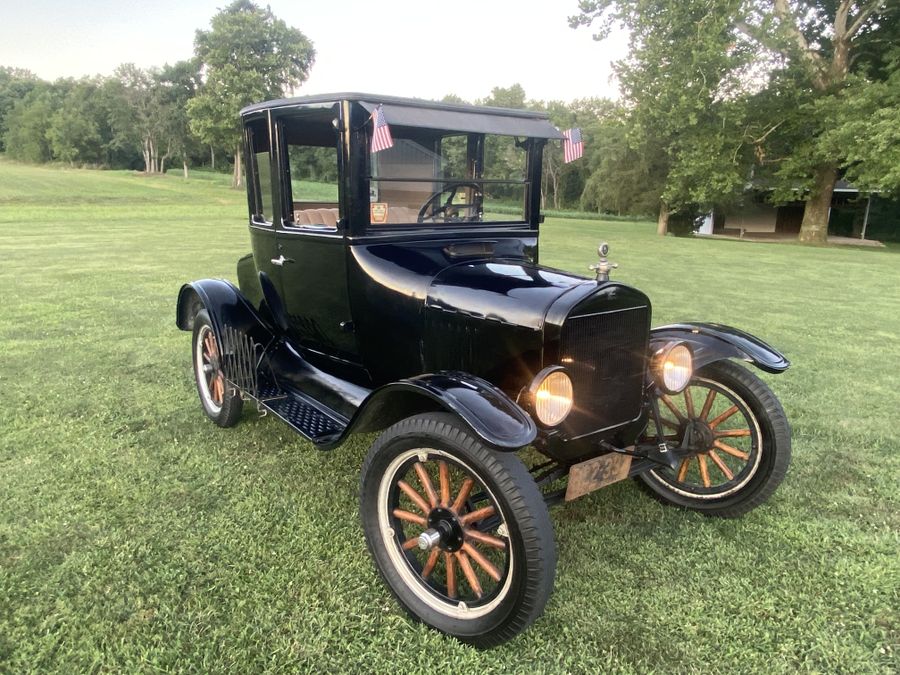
<box><xmin>360</xmin><ymin>413</ymin><xmax>556</xmax><ymax>648</ymax></box>
<box><xmin>636</xmin><ymin>360</ymin><xmax>791</xmax><ymax>517</ymax></box>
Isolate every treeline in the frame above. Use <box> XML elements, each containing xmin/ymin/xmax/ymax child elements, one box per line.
<box><xmin>0</xmin><ymin>0</ymin><xmax>314</xmax><ymax>185</ymax></box>
<box><xmin>0</xmin><ymin>63</ymin><xmax>204</xmax><ymax>176</ymax></box>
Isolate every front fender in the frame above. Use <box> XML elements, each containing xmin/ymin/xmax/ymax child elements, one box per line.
<box><xmin>325</xmin><ymin>371</ymin><xmax>537</xmax><ymax>451</ymax></box>
<box><xmin>650</xmin><ymin>322</ymin><xmax>790</xmax><ymax>374</ymax></box>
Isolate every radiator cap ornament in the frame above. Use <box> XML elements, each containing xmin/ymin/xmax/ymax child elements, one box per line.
<box><xmin>589</xmin><ymin>242</ymin><xmax>618</xmax><ymax>282</ymax></box>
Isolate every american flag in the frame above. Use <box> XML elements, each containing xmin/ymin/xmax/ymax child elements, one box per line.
<box><xmin>370</xmin><ymin>104</ymin><xmax>394</xmax><ymax>153</ymax></box>
<box><xmin>563</xmin><ymin>127</ymin><xmax>583</xmax><ymax>163</ymax></box>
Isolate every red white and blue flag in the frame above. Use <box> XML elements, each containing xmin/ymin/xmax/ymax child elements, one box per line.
<box><xmin>563</xmin><ymin>127</ymin><xmax>583</xmax><ymax>163</ymax></box>
<box><xmin>370</xmin><ymin>104</ymin><xmax>394</xmax><ymax>153</ymax></box>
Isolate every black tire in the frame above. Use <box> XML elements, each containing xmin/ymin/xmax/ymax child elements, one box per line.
<box><xmin>191</xmin><ymin>309</ymin><xmax>243</xmax><ymax>428</ymax></box>
<box><xmin>636</xmin><ymin>360</ymin><xmax>790</xmax><ymax>517</ymax></box>
<box><xmin>360</xmin><ymin>413</ymin><xmax>556</xmax><ymax>648</ymax></box>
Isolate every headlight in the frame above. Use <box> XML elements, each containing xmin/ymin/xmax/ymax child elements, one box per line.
<box><xmin>652</xmin><ymin>342</ymin><xmax>693</xmax><ymax>393</ymax></box>
<box><xmin>529</xmin><ymin>368</ymin><xmax>574</xmax><ymax>426</ymax></box>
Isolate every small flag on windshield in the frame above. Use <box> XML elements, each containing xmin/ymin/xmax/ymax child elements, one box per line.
<box><xmin>563</xmin><ymin>128</ymin><xmax>583</xmax><ymax>163</ymax></box>
<box><xmin>371</xmin><ymin>104</ymin><xmax>394</xmax><ymax>153</ymax></box>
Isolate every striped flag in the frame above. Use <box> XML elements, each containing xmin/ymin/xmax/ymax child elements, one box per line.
<box><xmin>563</xmin><ymin>127</ymin><xmax>583</xmax><ymax>163</ymax></box>
<box><xmin>370</xmin><ymin>104</ymin><xmax>394</xmax><ymax>153</ymax></box>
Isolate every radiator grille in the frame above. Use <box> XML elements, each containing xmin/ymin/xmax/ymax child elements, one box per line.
<box><xmin>559</xmin><ymin>306</ymin><xmax>649</xmax><ymax>438</ymax></box>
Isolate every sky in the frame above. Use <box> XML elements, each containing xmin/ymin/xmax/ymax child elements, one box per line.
<box><xmin>0</xmin><ymin>0</ymin><xmax>628</xmax><ymax>103</ymax></box>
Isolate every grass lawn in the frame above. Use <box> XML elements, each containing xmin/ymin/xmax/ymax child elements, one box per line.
<box><xmin>0</xmin><ymin>159</ymin><xmax>897</xmax><ymax>673</ymax></box>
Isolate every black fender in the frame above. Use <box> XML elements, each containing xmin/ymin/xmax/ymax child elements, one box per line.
<box><xmin>320</xmin><ymin>371</ymin><xmax>537</xmax><ymax>451</ymax></box>
<box><xmin>176</xmin><ymin>278</ymin><xmax>276</xmax><ymax>347</ymax></box>
<box><xmin>650</xmin><ymin>322</ymin><xmax>790</xmax><ymax>374</ymax></box>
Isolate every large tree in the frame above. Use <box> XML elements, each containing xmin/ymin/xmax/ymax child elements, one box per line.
<box><xmin>572</xmin><ymin>0</ymin><xmax>753</xmax><ymax>234</ymax></box>
<box><xmin>188</xmin><ymin>0</ymin><xmax>315</xmax><ymax>187</ymax></box>
<box><xmin>573</xmin><ymin>0</ymin><xmax>893</xmax><ymax>242</ymax></box>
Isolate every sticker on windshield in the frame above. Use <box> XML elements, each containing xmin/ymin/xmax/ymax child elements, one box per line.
<box><xmin>370</xmin><ymin>202</ymin><xmax>388</xmax><ymax>224</ymax></box>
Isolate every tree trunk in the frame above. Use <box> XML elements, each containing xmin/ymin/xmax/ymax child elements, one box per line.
<box><xmin>210</xmin><ymin>146</ymin><xmax>215</xmax><ymax>170</ymax></box>
<box><xmin>183</xmin><ymin>159</ymin><xmax>189</xmax><ymax>179</ymax></box>
<box><xmin>657</xmin><ymin>201</ymin><xmax>669</xmax><ymax>236</ymax></box>
<box><xmin>798</xmin><ymin>164</ymin><xmax>837</xmax><ymax>243</ymax></box>
<box><xmin>232</xmin><ymin>148</ymin><xmax>242</xmax><ymax>188</ymax></box>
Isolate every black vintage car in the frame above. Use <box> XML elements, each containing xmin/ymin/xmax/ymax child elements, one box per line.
<box><xmin>176</xmin><ymin>93</ymin><xmax>791</xmax><ymax>648</ymax></box>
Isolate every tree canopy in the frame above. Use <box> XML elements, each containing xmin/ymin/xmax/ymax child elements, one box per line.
<box><xmin>188</xmin><ymin>0</ymin><xmax>315</xmax><ymax>187</ymax></box>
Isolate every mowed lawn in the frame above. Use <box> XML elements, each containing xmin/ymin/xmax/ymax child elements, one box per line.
<box><xmin>0</xmin><ymin>159</ymin><xmax>897</xmax><ymax>673</ymax></box>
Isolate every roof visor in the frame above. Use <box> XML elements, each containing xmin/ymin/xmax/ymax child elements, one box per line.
<box><xmin>359</xmin><ymin>101</ymin><xmax>565</xmax><ymax>139</ymax></box>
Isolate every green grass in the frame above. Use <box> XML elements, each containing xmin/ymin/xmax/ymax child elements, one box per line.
<box><xmin>1</xmin><ymin>158</ymin><xmax>897</xmax><ymax>673</ymax></box>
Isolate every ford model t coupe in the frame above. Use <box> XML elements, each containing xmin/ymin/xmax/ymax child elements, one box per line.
<box><xmin>176</xmin><ymin>94</ymin><xmax>791</xmax><ymax>647</ymax></box>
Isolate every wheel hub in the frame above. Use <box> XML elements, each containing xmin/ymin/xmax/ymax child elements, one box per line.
<box><xmin>681</xmin><ymin>418</ymin><xmax>714</xmax><ymax>453</ymax></box>
<box><xmin>425</xmin><ymin>506</ymin><xmax>464</xmax><ymax>552</ymax></box>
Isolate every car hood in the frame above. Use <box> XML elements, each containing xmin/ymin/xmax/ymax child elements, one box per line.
<box><xmin>426</xmin><ymin>259</ymin><xmax>594</xmax><ymax>330</ymax></box>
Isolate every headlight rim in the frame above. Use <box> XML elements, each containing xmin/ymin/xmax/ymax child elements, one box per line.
<box><xmin>527</xmin><ymin>366</ymin><xmax>574</xmax><ymax>428</ymax></box>
<box><xmin>651</xmin><ymin>341</ymin><xmax>694</xmax><ymax>394</ymax></box>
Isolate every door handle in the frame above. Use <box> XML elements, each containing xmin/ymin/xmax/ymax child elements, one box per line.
<box><xmin>271</xmin><ymin>255</ymin><xmax>294</xmax><ymax>266</ymax></box>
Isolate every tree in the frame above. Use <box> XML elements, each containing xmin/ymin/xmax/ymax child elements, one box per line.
<box><xmin>3</xmin><ymin>84</ymin><xmax>58</xmax><ymax>163</ymax></box>
<box><xmin>158</xmin><ymin>60</ymin><xmax>203</xmax><ymax>178</ymax></box>
<box><xmin>573</xmin><ymin>0</ymin><xmax>893</xmax><ymax>242</ymax></box>
<box><xmin>821</xmin><ymin>48</ymin><xmax>900</xmax><ymax>196</ymax></box>
<box><xmin>188</xmin><ymin>0</ymin><xmax>315</xmax><ymax>187</ymax></box>
<box><xmin>0</xmin><ymin>67</ymin><xmax>40</xmax><ymax>151</ymax></box>
<box><xmin>46</xmin><ymin>79</ymin><xmax>105</xmax><ymax>165</ymax></box>
<box><xmin>572</xmin><ymin>0</ymin><xmax>754</xmax><ymax>234</ymax></box>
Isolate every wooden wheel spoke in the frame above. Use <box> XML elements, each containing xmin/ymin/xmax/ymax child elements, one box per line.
<box><xmin>392</xmin><ymin>508</ymin><xmax>426</xmax><ymax>526</ymax></box>
<box><xmin>438</xmin><ymin>461</ymin><xmax>451</xmax><ymax>507</ymax></box>
<box><xmin>708</xmin><ymin>450</ymin><xmax>734</xmax><ymax>480</ymax></box>
<box><xmin>213</xmin><ymin>375</ymin><xmax>224</xmax><ymax>403</ymax></box>
<box><xmin>676</xmin><ymin>457</ymin><xmax>691</xmax><ymax>482</ymax></box>
<box><xmin>716</xmin><ymin>428</ymin><xmax>752</xmax><ymax>438</ymax></box>
<box><xmin>401</xmin><ymin>537</ymin><xmax>419</xmax><ymax>551</ymax></box>
<box><xmin>698</xmin><ymin>454</ymin><xmax>711</xmax><ymax>488</ymax></box>
<box><xmin>464</xmin><ymin>527</ymin><xmax>506</xmax><ymax>550</ymax></box>
<box><xmin>462</xmin><ymin>542</ymin><xmax>502</xmax><ymax>582</ymax></box>
<box><xmin>683</xmin><ymin>387</ymin><xmax>695</xmax><ymax>418</ymax></box>
<box><xmin>700</xmin><ymin>389</ymin><xmax>717</xmax><ymax>420</ymax></box>
<box><xmin>660</xmin><ymin>395</ymin><xmax>686</xmax><ymax>422</ymax></box>
<box><xmin>421</xmin><ymin>548</ymin><xmax>440</xmax><ymax>579</ymax></box>
<box><xmin>460</xmin><ymin>505</ymin><xmax>496</xmax><ymax>525</ymax></box>
<box><xmin>713</xmin><ymin>440</ymin><xmax>749</xmax><ymax>461</ymax></box>
<box><xmin>451</xmin><ymin>477</ymin><xmax>475</xmax><ymax>513</ymax></box>
<box><xmin>709</xmin><ymin>405</ymin><xmax>739</xmax><ymax>429</ymax></box>
<box><xmin>397</xmin><ymin>480</ymin><xmax>431</xmax><ymax>514</ymax></box>
<box><xmin>445</xmin><ymin>552</ymin><xmax>457</xmax><ymax>598</ymax></box>
<box><xmin>413</xmin><ymin>462</ymin><xmax>439</xmax><ymax>507</ymax></box>
<box><xmin>455</xmin><ymin>551</ymin><xmax>483</xmax><ymax>598</ymax></box>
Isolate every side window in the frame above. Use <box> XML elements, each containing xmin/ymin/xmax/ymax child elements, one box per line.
<box><xmin>248</xmin><ymin>119</ymin><xmax>274</xmax><ymax>223</ymax></box>
<box><xmin>285</xmin><ymin>143</ymin><xmax>341</xmax><ymax>228</ymax></box>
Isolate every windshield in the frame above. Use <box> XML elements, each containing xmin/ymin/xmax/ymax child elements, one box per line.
<box><xmin>368</xmin><ymin>130</ymin><xmax>528</xmax><ymax>226</ymax></box>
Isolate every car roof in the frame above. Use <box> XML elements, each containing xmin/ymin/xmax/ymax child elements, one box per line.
<box><xmin>240</xmin><ymin>92</ymin><xmax>565</xmax><ymax>139</ymax></box>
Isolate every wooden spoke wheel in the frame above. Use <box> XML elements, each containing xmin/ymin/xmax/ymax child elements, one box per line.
<box><xmin>191</xmin><ymin>309</ymin><xmax>243</xmax><ymax>427</ymax></box>
<box><xmin>637</xmin><ymin>360</ymin><xmax>791</xmax><ymax>517</ymax></box>
<box><xmin>360</xmin><ymin>413</ymin><xmax>556</xmax><ymax>648</ymax></box>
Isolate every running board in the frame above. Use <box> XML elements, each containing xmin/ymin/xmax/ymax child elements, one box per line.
<box><xmin>248</xmin><ymin>383</ymin><xmax>346</xmax><ymax>446</ymax></box>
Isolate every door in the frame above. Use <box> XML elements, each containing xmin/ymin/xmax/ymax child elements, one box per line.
<box><xmin>273</xmin><ymin>111</ymin><xmax>362</xmax><ymax>369</ymax></box>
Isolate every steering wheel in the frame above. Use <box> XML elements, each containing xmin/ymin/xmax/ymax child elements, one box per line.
<box><xmin>417</xmin><ymin>182</ymin><xmax>483</xmax><ymax>223</ymax></box>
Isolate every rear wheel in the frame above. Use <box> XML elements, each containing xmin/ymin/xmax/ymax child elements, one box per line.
<box><xmin>360</xmin><ymin>413</ymin><xmax>556</xmax><ymax>648</ymax></box>
<box><xmin>192</xmin><ymin>309</ymin><xmax>243</xmax><ymax>427</ymax></box>
<box><xmin>637</xmin><ymin>360</ymin><xmax>790</xmax><ymax>517</ymax></box>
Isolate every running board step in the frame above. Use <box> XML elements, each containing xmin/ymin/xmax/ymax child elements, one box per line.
<box><xmin>256</xmin><ymin>385</ymin><xmax>346</xmax><ymax>445</ymax></box>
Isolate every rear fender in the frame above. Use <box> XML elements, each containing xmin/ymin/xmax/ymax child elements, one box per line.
<box><xmin>323</xmin><ymin>371</ymin><xmax>537</xmax><ymax>451</ymax></box>
<box><xmin>650</xmin><ymin>322</ymin><xmax>790</xmax><ymax>374</ymax></box>
<box><xmin>176</xmin><ymin>279</ymin><xmax>276</xmax><ymax>347</ymax></box>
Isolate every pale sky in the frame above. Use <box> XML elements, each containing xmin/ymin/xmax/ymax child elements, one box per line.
<box><xmin>0</xmin><ymin>0</ymin><xmax>627</xmax><ymax>103</ymax></box>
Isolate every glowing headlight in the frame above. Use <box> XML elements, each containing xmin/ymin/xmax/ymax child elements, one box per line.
<box><xmin>652</xmin><ymin>342</ymin><xmax>693</xmax><ymax>393</ymax></box>
<box><xmin>529</xmin><ymin>368</ymin><xmax>574</xmax><ymax>426</ymax></box>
